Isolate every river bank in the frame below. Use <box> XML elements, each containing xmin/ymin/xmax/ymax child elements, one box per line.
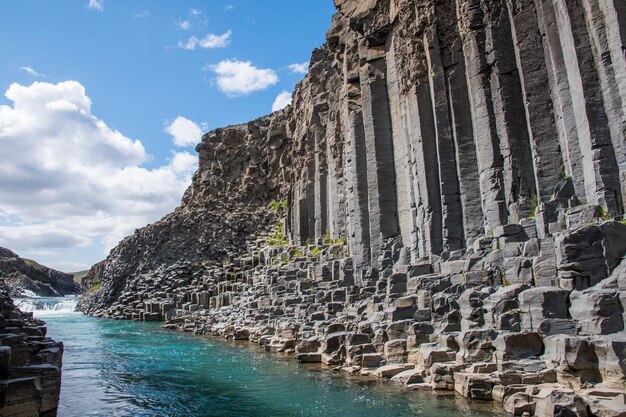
<box><xmin>24</xmin><ymin>296</ymin><xmax>504</xmax><ymax>417</ymax></box>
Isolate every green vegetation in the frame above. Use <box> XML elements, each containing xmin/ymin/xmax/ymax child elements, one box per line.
<box><xmin>529</xmin><ymin>195</ymin><xmax>539</xmax><ymax>219</ymax></box>
<box><xmin>22</xmin><ymin>258</ymin><xmax>40</xmax><ymax>267</ymax></box>
<box><xmin>598</xmin><ymin>207</ymin><xmax>612</xmax><ymax>222</ymax></box>
<box><xmin>268</xmin><ymin>223</ymin><xmax>288</xmax><ymax>246</ymax></box>
<box><xmin>268</xmin><ymin>198</ymin><xmax>289</xmax><ymax>216</ymax></box>
<box><xmin>311</xmin><ymin>246</ymin><xmax>321</xmax><ymax>258</ymax></box>
<box><xmin>322</xmin><ymin>229</ymin><xmax>347</xmax><ymax>246</ymax></box>
<box><xmin>89</xmin><ymin>280</ymin><xmax>101</xmax><ymax>293</ymax></box>
<box><xmin>560</xmin><ymin>163</ymin><xmax>572</xmax><ymax>181</ymax></box>
<box><xmin>293</xmin><ymin>248</ymin><xmax>303</xmax><ymax>258</ymax></box>
<box><xmin>267</xmin><ymin>197</ymin><xmax>289</xmax><ymax>246</ymax></box>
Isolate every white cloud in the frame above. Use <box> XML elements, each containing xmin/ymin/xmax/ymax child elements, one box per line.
<box><xmin>170</xmin><ymin>152</ymin><xmax>198</xmax><ymax>176</ymax></box>
<box><xmin>179</xmin><ymin>31</ymin><xmax>232</xmax><ymax>50</ymax></box>
<box><xmin>175</xmin><ymin>19</ymin><xmax>192</xmax><ymax>30</ymax></box>
<box><xmin>288</xmin><ymin>62</ymin><xmax>309</xmax><ymax>74</ymax></box>
<box><xmin>49</xmin><ymin>261</ymin><xmax>92</xmax><ymax>272</ymax></box>
<box><xmin>0</xmin><ymin>81</ymin><xmax>196</xmax><ymax>257</ymax></box>
<box><xmin>165</xmin><ymin>116</ymin><xmax>203</xmax><ymax>147</ymax></box>
<box><xmin>189</xmin><ymin>8</ymin><xmax>202</xmax><ymax>16</ymax></box>
<box><xmin>209</xmin><ymin>59</ymin><xmax>279</xmax><ymax>96</ymax></box>
<box><xmin>134</xmin><ymin>10</ymin><xmax>150</xmax><ymax>18</ymax></box>
<box><xmin>0</xmin><ymin>225</ymin><xmax>91</xmax><ymax>250</ymax></box>
<box><xmin>272</xmin><ymin>91</ymin><xmax>292</xmax><ymax>112</ymax></box>
<box><xmin>19</xmin><ymin>67</ymin><xmax>45</xmax><ymax>78</ymax></box>
<box><xmin>87</xmin><ymin>0</ymin><xmax>104</xmax><ymax>12</ymax></box>
<box><xmin>224</xmin><ymin>5</ymin><xmax>235</xmax><ymax>11</ymax></box>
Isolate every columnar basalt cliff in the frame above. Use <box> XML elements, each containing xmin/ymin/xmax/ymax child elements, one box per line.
<box><xmin>0</xmin><ymin>283</ymin><xmax>64</xmax><ymax>416</ymax></box>
<box><xmin>80</xmin><ymin>0</ymin><xmax>626</xmax><ymax>415</ymax></box>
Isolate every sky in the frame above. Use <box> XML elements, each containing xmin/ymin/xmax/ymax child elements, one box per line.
<box><xmin>0</xmin><ymin>0</ymin><xmax>336</xmax><ymax>272</ymax></box>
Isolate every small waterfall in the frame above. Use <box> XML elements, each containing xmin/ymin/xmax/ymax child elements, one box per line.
<box><xmin>15</xmin><ymin>296</ymin><xmax>79</xmax><ymax>315</ymax></box>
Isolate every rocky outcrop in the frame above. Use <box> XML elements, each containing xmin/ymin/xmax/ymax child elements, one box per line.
<box><xmin>0</xmin><ymin>283</ymin><xmax>64</xmax><ymax>416</ymax></box>
<box><xmin>80</xmin><ymin>0</ymin><xmax>626</xmax><ymax>415</ymax></box>
<box><xmin>0</xmin><ymin>247</ymin><xmax>78</xmax><ymax>297</ymax></box>
<box><xmin>78</xmin><ymin>117</ymin><xmax>289</xmax><ymax>313</ymax></box>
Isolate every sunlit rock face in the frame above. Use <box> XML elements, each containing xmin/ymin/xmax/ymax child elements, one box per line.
<box><xmin>79</xmin><ymin>1</ymin><xmax>626</xmax><ymax>414</ymax></box>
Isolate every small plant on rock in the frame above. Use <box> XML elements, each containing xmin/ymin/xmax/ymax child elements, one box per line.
<box><xmin>268</xmin><ymin>198</ymin><xmax>288</xmax><ymax>216</ymax></box>
<box><xmin>322</xmin><ymin>228</ymin><xmax>347</xmax><ymax>246</ymax></box>
<box><xmin>529</xmin><ymin>195</ymin><xmax>539</xmax><ymax>219</ymax></box>
<box><xmin>598</xmin><ymin>207</ymin><xmax>612</xmax><ymax>222</ymax></box>
<box><xmin>268</xmin><ymin>223</ymin><xmax>288</xmax><ymax>246</ymax></box>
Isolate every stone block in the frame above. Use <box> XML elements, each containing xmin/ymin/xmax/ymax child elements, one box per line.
<box><xmin>454</xmin><ymin>372</ymin><xmax>494</xmax><ymax>400</ymax></box>
<box><xmin>570</xmin><ymin>286</ymin><xmax>624</xmax><ymax>335</ymax></box>
<box><xmin>494</xmin><ymin>332</ymin><xmax>544</xmax><ymax>362</ymax></box>
<box><xmin>518</xmin><ymin>287</ymin><xmax>568</xmax><ymax>331</ymax></box>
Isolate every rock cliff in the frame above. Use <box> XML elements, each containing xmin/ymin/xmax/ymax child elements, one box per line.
<box><xmin>0</xmin><ymin>282</ymin><xmax>64</xmax><ymax>416</ymax></box>
<box><xmin>0</xmin><ymin>247</ymin><xmax>79</xmax><ymax>297</ymax></box>
<box><xmin>80</xmin><ymin>0</ymin><xmax>626</xmax><ymax>415</ymax></box>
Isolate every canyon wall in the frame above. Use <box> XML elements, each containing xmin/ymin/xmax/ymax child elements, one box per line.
<box><xmin>286</xmin><ymin>0</ymin><xmax>626</xmax><ymax>281</ymax></box>
<box><xmin>0</xmin><ymin>247</ymin><xmax>79</xmax><ymax>297</ymax></box>
<box><xmin>79</xmin><ymin>1</ymin><xmax>626</xmax><ymax>414</ymax></box>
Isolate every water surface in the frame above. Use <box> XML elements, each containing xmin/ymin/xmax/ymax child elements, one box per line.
<box><xmin>18</xmin><ymin>297</ymin><xmax>504</xmax><ymax>417</ymax></box>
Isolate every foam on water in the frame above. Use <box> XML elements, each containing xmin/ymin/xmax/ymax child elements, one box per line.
<box><xmin>15</xmin><ymin>296</ymin><xmax>79</xmax><ymax>316</ymax></box>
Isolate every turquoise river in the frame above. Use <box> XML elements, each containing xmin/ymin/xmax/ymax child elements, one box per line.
<box><xmin>16</xmin><ymin>297</ymin><xmax>504</xmax><ymax>417</ymax></box>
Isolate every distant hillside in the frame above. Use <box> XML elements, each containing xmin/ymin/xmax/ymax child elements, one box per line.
<box><xmin>0</xmin><ymin>247</ymin><xmax>80</xmax><ymax>297</ymax></box>
<box><xmin>70</xmin><ymin>269</ymin><xmax>90</xmax><ymax>285</ymax></box>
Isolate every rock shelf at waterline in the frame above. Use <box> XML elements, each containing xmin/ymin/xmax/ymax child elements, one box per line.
<box><xmin>39</xmin><ymin>302</ymin><xmax>504</xmax><ymax>417</ymax></box>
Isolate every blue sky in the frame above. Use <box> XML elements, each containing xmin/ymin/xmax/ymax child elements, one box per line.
<box><xmin>0</xmin><ymin>1</ymin><xmax>335</xmax><ymax>271</ymax></box>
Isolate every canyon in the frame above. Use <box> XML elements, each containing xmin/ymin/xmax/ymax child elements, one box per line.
<box><xmin>78</xmin><ymin>0</ymin><xmax>626</xmax><ymax>416</ymax></box>
<box><xmin>3</xmin><ymin>0</ymin><xmax>626</xmax><ymax>415</ymax></box>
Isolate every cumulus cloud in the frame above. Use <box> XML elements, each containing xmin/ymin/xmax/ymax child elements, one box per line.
<box><xmin>224</xmin><ymin>5</ymin><xmax>235</xmax><ymax>11</ymax></box>
<box><xmin>165</xmin><ymin>116</ymin><xmax>203</xmax><ymax>147</ymax></box>
<box><xmin>189</xmin><ymin>8</ymin><xmax>202</xmax><ymax>16</ymax></box>
<box><xmin>179</xmin><ymin>30</ymin><xmax>232</xmax><ymax>50</ymax></box>
<box><xmin>19</xmin><ymin>67</ymin><xmax>45</xmax><ymax>78</ymax></box>
<box><xmin>272</xmin><ymin>91</ymin><xmax>292</xmax><ymax>112</ymax></box>
<box><xmin>134</xmin><ymin>10</ymin><xmax>150</xmax><ymax>18</ymax></box>
<box><xmin>288</xmin><ymin>62</ymin><xmax>309</xmax><ymax>74</ymax></box>
<box><xmin>170</xmin><ymin>151</ymin><xmax>198</xmax><ymax>176</ymax></box>
<box><xmin>208</xmin><ymin>59</ymin><xmax>279</xmax><ymax>96</ymax></box>
<box><xmin>87</xmin><ymin>0</ymin><xmax>104</xmax><ymax>12</ymax></box>
<box><xmin>0</xmin><ymin>81</ymin><xmax>196</xmax><ymax>257</ymax></box>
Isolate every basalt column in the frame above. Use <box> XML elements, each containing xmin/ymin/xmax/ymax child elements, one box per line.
<box><xmin>433</xmin><ymin>0</ymin><xmax>484</xmax><ymax>247</ymax></box>
<box><xmin>358</xmin><ymin>40</ymin><xmax>400</xmax><ymax>263</ymax></box>
<box><xmin>424</xmin><ymin>9</ymin><xmax>466</xmax><ymax>252</ymax></box>
<box><xmin>485</xmin><ymin>0</ymin><xmax>538</xmax><ymax>221</ymax></box>
<box><xmin>535</xmin><ymin>0</ymin><xmax>587</xmax><ymax>198</ymax></box>
<box><xmin>387</xmin><ymin>37</ymin><xmax>420</xmax><ymax>261</ymax></box>
<box><xmin>326</xmin><ymin>113</ymin><xmax>348</xmax><ymax>240</ymax></box>
<box><xmin>457</xmin><ymin>0</ymin><xmax>509</xmax><ymax>230</ymax></box>
<box><xmin>581</xmin><ymin>0</ymin><xmax>626</xmax><ymax>212</ymax></box>
<box><xmin>313</xmin><ymin>109</ymin><xmax>329</xmax><ymax>240</ymax></box>
<box><xmin>506</xmin><ymin>0</ymin><xmax>564</xmax><ymax>206</ymax></box>
<box><xmin>553</xmin><ymin>0</ymin><xmax>624</xmax><ymax>213</ymax></box>
<box><xmin>343</xmin><ymin>38</ymin><xmax>372</xmax><ymax>279</ymax></box>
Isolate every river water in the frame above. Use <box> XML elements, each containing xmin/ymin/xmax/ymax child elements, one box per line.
<box><xmin>16</xmin><ymin>297</ymin><xmax>504</xmax><ymax>417</ymax></box>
